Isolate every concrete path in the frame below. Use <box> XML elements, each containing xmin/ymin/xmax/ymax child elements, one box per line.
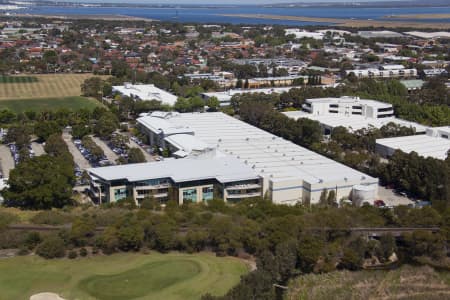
<box><xmin>0</xmin><ymin>145</ymin><xmax>14</xmax><ymax>178</ymax></box>
<box><xmin>62</xmin><ymin>132</ymin><xmax>91</xmax><ymax>170</ymax></box>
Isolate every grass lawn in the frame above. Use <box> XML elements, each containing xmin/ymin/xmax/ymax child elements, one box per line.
<box><xmin>0</xmin><ymin>96</ymin><xmax>103</xmax><ymax>113</ymax></box>
<box><xmin>0</xmin><ymin>73</ymin><xmax>107</xmax><ymax>100</ymax></box>
<box><xmin>0</xmin><ymin>252</ymin><xmax>249</xmax><ymax>300</ymax></box>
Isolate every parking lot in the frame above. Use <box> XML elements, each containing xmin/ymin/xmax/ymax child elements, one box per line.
<box><xmin>0</xmin><ymin>145</ymin><xmax>14</xmax><ymax>178</ymax></box>
<box><xmin>91</xmin><ymin>136</ymin><xmax>119</xmax><ymax>163</ymax></box>
<box><xmin>127</xmin><ymin>137</ymin><xmax>153</xmax><ymax>162</ymax></box>
<box><xmin>378</xmin><ymin>186</ymin><xmax>415</xmax><ymax>207</ymax></box>
<box><xmin>62</xmin><ymin>132</ymin><xmax>91</xmax><ymax>170</ymax></box>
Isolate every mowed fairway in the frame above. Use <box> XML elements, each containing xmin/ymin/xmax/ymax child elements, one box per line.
<box><xmin>0</xmin><ymin>252</ymin><xmax>249</xmax><ymax>300</ymax></box>
<box><xmin>0</xmin><ymin>73</ymin><xmax>103</xmax><ymax>99</ymax></box>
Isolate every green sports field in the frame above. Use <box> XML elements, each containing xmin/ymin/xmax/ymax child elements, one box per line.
<box><xmin>0</xmin><ymin>96</ymin><xmax>102</xmax><ymax>113</ymax></box>
<box><xmin>0</xmin><ymin>252</ymin><xmax>249</xmax><ymax>300</ymax></box>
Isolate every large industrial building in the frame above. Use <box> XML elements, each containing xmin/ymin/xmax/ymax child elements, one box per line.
<box><xmin>376</xmin><ymin>127</ymin><xmax>450</xmax><ymax>160</ymax></box>
<box><xmin>283</xmin><ymin>96</ymin><xmax>426</xmax><ymax>133</ymax></box>
<box><xmin>135</xmin><ymin>111</ymin><xmax>378</xmax><ymax>205</ymax></box>
<box><xmin>88</xmin><ymin>156</ymin><xmax>262</xmax><ymax>205</ymax></box>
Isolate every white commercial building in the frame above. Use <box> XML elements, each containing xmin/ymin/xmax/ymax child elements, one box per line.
<box><xmin>283</xmin><ymin>96</ymin><xmax>426</xmax><ymax>134</ymax></box>
<box><xmin>201</xmin><ymin>86</ymin><xmax>301</xmax><ymax>107</ymax></box>
<box><xmin>285</xmin><ymin>29</ymin><xmax>324</xmax><ymax>40</ymax></box>
<box><xmin>88</xmin><ymin>156</ymin><xmax>262</xmax><ymax>205</ymax></box>
<box><xmin>112</xmin><ymin>83</ymin><xmax>178</xmax><ymax>106</ymax></box>
<box><xmin>404</xmin><ymin>31</ymin><xmax>450</xmax><ymax>39</ymax></box>
<box><xmin>136</xmin><ymin>112</ymin><xmax>378</xmax><ymax>205</ymax></box>
<box><xmin>375</xmin><ymin>126</ymin><xmax>450</xmax><ymax>160</ymax></box>
<box><xmin>346</xmin><ymin>65</ymin><xmax>417</xmax><ymax>79</ymax></box>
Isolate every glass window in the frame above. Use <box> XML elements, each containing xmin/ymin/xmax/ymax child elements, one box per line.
<box><xmin>202</xmin><ymin>187</ymin><xmax>214</xmax><ymax>201</ymax></box>
<box><xmin>182</xmin><ymin>188</ymin><xmax>197</xmax><ymax>203</ymax></box>
<box><xmin>114</xmin><ymin>188</ymin><xmax>127</xmax><ymax>201</ymax></box>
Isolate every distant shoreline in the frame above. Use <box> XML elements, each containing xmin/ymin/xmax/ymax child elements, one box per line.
<box><xmin>4</xmin><ymin>13</ymin><xmax>155</xmax><ymax>22</ymax></box>
<box><xmin>383</xmin><ymin>13</ymin><xmax>450</xmax><ymax>19</ymax></box>
<box><xmin>219</xmin><ymin>14</ymin><xmax>450</xmax><ymax>29</ymax></box>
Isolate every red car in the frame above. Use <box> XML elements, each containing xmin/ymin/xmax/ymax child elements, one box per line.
<box><xmin>374</xmin><ymin>200</ymin><xmax>386</xmax><ymax>207</ymax></box>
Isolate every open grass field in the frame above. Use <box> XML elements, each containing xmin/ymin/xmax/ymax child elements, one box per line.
<box><xmin>0</xmin><ymin>252</ymin><xmax>249</xmax><ymax>300</ymax></box>
<box><xmin>286</xmin><ymin>265</ymin><xmax>450</xmax><ymax>300</ymax></box>
<box><xmin>0</xmin><ymin>73</ymin><xmax>105</xmax><ymax>100</ymax></box>
<box><xmin>0</xmin><ymin>96</ymin><xmax>102</xmax><ymax>113</ymax></box>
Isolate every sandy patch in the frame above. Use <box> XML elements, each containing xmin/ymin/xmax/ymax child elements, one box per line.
<box><xmin>30</xmin><ymin>292</ymin><xmax>66</xmax><ymax>300</ymax></box>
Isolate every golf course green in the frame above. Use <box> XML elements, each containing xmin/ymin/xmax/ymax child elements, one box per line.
<box><xmin>0</xmin><ymin>252</ymin><xmax>249</xmax><ymax>300</ymax></box>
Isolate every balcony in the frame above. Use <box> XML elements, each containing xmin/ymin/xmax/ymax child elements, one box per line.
<box><xmin>135</xmin><ymin>183</ymin><xmax>171</xmax><ymax>190</ymax></box>
<box><xmin>226</xmin><ymin>184</ymin><xmax>261</xmax><ymax>191</ymax></box>
<box><xmin>226</xmin><ymin>192</ymin><xmax>261</xmax><ymax>200</ymax></box>
<box><xmin>136</xmin><ymin>192</ymin><xmax>168</xmax><ymax>199</ymax></box>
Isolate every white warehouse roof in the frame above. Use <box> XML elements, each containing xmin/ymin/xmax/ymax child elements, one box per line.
<box><xmin>89</xmin><ymin>156</ymin><xmax>259</xmax><ymax>184</ymax></box>
<box><xmin>112</xmin><ymin>83</ymin><xmax>178</xmax><ymax>106</ymax></box>
<box><xmin>376</xmin><ymin>127</ymin><xmax>450</xmax><ymax>160</ymax></box>
<box><xmin>283</xmin><ymin>110</ymin><xmax>427</xmax><ymax>133</ymax></box>
<box><xmin>143</xmin><ymin>112</ymin><xmax>377</xmax><ymax>186</ymax></box>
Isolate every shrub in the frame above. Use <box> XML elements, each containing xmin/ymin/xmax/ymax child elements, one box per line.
<box><xmin>68</xmin><ymin>250</ymin><xmax>77</xmax><ymax>259</ymax></box>
<box><xmin>17</xmin><ymin>246</ymin><xmax>30</xmax><ymax>256</ymax></box>
<box><xmin>31</xmin><ymin>211</ymin><xmax>72</xmax><ymax>225</ymax></box>
<box><xmin>0</xmin><ymin>211</ymin><xmax>19</xmax><ymax>230</ymax></box>
<box><xmin>79</xmin><ymin>247</ymin><xmax>88</xmax><ymax>257</ymax></box>
<box><xmin>25</xmin><ymin>231</ymin><xmax>42</xmax><ymax>249</ymax></box>
<box><xmin>36</xmin><ymin>236</ymin><xmax>66</xmax><ymax>259</ymax></box>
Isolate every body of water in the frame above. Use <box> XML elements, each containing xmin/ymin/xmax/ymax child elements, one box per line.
<box><xmin>16</xmin><ymin>5</ymin><xmax>450</xmax><ymax>25</ymax></box>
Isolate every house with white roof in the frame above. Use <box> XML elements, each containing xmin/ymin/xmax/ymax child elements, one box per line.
<box><xmin>112</xmin><ymin>83</ymin><xmax>178</xmax><ymax>106</ymax></box>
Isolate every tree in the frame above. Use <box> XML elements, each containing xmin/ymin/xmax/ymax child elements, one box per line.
<box><xmin>81</xmin><ymin>77</ymin><xmax>104</xmax><ymax>99</ymax></box>
<box><xmin>115</xmin><ymin>217</ymin><xmax>144</xmax><ymax>251</ymax></box>
<box><xmin>128</xmin><ymin>147</ymin><xmax>146</xmax><ymax>163</ymax></box>
<box><xmin>3</xmin><ymin>155</ymin><xmax>74</xmax><ymax>209</ymax></box>
<box><xmin>44</xmin><ymin>133</ymin><xmax>69</xmax><ymax>157</ymax></box>
<box><xmin>297</xmin><ymin>235</ymin><xmax>324</xmax><ymax>273</ymax></box>
<box><xmin>43</xmin><ymin>50</ymin><xmax>58</xmax><ymax>65</ymax></box>
<box><xmin>5</xmin><ymin>125</ymin><xmax>30</xmax><ymax>149</ymax></box>
<box><xmin>34</xmin><ymin>120</ymin><xmax>61</xmax><ymax>141</ymax></box>
<box><xmin>94</xmin><ymin>113</ymin><xmax>119</xmax><ymax>139</ymax></box>
<box><xmin>205</xmin><ymin>96</ymin><xmax>220</xmax><ymax>112</ymax></box>
<box><xmin>36</xmin><ymin>235</ymin><xmax>66</xmax><ymax>259</ymax></box>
